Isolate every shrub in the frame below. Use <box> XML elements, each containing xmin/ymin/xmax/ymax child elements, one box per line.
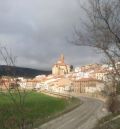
<box><xmin>107</xmin><ymin>95</ymin><xmax>120</xmax><ymax>113</ymax></box>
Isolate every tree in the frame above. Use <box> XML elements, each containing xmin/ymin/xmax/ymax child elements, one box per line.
<box><xmin>73</xmin><ymin>0</ymin><xmax>120</xmax><ymax>113</ymax></box>
<box><xmin>70</xmin><ymin>65</ymin><xmax>74</xmax><ymax>72</ymax></box>
<box><xmin>74</xmin><ymin>0</ymin><xmax>120</xmax><ymax>94</ymax></box>
<box><xmin>0</xmin><ymin>46</ymin><xmax>32</xmax><ymax>129</ymax></box>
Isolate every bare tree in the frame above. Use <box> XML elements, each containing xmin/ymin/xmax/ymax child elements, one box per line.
<box><xmin>72</xmin><ymin>0</ymin><xmax>120</xmax><ymax>113</ymax></box>
<box><xmin>0</xmin><ymin>46</ymin><xmax>33</xmax><ymax>129</ymax></box>
<box><xmin>74</xmin><ymin>0</ymin><xmax>120</xmax><ymax>94</ymax></box>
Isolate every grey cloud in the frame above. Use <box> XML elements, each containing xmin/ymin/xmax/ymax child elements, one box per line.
<box><xmin>0</xmin><ymin>0</ymin><xmax>102</xmax><ymax>70</ymax></box>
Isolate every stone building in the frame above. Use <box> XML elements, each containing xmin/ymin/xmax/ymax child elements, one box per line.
<box><xmin>73</xmin><ymin>78</ymin><xmax>105</xmax><ymax>94</ymax></box>
<box><xmin>52</xmin><ymin>54</ymin><xmax>70</xmax><ymax>75</ymax></box>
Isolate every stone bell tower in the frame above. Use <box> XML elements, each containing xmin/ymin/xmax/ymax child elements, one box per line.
<box><xmin>60</xmin><ymin>54</ymin><xmax>64</xmax><ymax>63</ymax></box>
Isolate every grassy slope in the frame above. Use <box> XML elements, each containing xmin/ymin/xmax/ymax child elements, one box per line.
<box><xmin>94</xmin><ymin>114</ymin><xmax>120</xmax><ymax>129</ymax></box>
<box><xmin>0</xmin><ymin>92</ymin><xmax>79</xmax><ymax>129</ymax></box>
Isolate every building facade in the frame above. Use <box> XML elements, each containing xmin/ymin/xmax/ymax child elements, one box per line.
<box><xmin>73</xmin><ymin>78</ymin><xmax>104</xmax><ymax>94</ymax></box>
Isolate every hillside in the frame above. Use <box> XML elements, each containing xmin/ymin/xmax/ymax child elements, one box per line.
<box><xmin>0</xmin><ymin>65</ymin><xmax>51</xmax><ymax>78</ymax></box>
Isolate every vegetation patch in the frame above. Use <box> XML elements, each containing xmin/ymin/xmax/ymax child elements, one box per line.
<box><xmin>94</xmin><ymin>113</ymin><xmax>120</xmax><ymax>129</ymax></box>
<box><xmin>0</xmin><ymin>91</ymin><xmax>80</xmax><ymax>129</ymax></box>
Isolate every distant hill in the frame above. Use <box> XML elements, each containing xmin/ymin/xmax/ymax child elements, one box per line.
<box><xmin>0</xmin><ymin>65</ymin><xmax>51</xmax><ymax>78</ymax></box>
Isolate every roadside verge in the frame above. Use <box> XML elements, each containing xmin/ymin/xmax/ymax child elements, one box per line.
<box><xmin>93</xmin><ymin>113</ymin><xmax>120</xmax><ymax>129</ymax></box>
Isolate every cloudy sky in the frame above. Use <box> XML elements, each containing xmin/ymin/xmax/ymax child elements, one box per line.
<box><xmin>0</xmin><ymin>0</ymin><xmax>102</xmax><ymax>70</ymax></box>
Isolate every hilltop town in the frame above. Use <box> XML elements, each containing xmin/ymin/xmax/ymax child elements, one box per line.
<box><xmin>0</xmin><ymin>54</ymin><xmax>119</xmax><ymax>98</ymax></box>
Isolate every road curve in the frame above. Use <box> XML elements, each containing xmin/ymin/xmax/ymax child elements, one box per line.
<box><xmin>37</xmin><ymin>97</ymin><xmax>107</xmax><ymax>129</ymax></box>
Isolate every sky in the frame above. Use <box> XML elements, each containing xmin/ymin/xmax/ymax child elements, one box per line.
<box><xmin>0</xmin><ymin>0</ymin><xmax>102</xmax><ymax>70</ymax></box>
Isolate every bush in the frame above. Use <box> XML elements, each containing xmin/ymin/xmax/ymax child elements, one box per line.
<box><xmin>107</xmin><ymin>95</ymin><xmax>120</xmax><ymax>113</ymax></box>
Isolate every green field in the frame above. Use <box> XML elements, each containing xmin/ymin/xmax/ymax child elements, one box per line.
<box><xmin>0</xmin><ymin>92</ymin><xmax>79</xmax><ymax>129</ymax></box>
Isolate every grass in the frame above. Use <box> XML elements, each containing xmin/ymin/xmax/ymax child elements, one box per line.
<box><xmin>0</xmin><ymin>91</ymin><xmax>79</xmax><ymax>129</ymax></box>
<box><xmin>94</xmin><ymin>113</ymin><xmax>120</xmax><ymax>129</ymax></box>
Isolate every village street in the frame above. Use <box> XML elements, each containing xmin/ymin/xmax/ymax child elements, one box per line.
<box><xmin>37</xmin><ymin>97</ymin><xmax>108</xmax><ymax>129</ymax></box>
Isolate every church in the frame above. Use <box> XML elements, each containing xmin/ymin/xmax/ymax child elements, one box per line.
<box><xmin>52</xmin><ymin>54</ymin><xmax>70</xmax><ymax>75</ymax></box>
